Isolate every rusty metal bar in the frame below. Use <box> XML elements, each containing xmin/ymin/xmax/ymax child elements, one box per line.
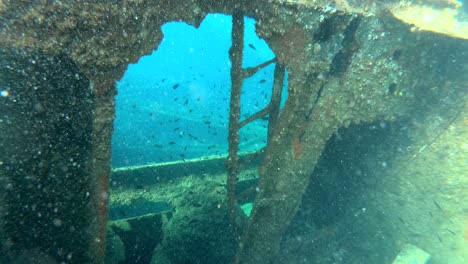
<box><xmin>226</xmin><ymin>9</ymin><xmax>244</xmax><ymax>227</ymax></box>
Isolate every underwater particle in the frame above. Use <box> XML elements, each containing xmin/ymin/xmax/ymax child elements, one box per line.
<box><xmin>0</xmin><ymin>90</ymin><xmax>9</xmax><ymax>97</ymax></box>
<box><xmin>33</xmin><ymin>102</ymin><xmax>45</xmax><ymax>114</ymax></box>
<box><xmin>313</xmin><ymin>43</ymin><xmax>322</xmax><ymax>54</ymax></box>
<box><xmin>379</xmin><ymin>121</ymin><xmax>387</xmax><ymax>129</ymax></box>
<box><xmin>53</xmin><ymin>218</ymin><xmax>62</xmax><ymax>227</ymax></box>
<box><xmin>317</xmin><ymin>72</ymin><xmax>325</xmax><ymax>80</ymax></box>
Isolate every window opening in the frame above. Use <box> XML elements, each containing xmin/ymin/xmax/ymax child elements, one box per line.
<box><xmin>112</xmin><ymin>14</ymin><xmax>287</xmax><ymax>168</ymax></box>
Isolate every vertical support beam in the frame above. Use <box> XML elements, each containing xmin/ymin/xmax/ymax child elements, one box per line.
<box><xmin>226</xmin><ymin>10</ymin><xmax>244</xmax><ymax>228</ymax></box>
<box><xmin>235</xmin><ymin>71</ymin><xmax>340</xmax><ymax>264</ymax></box>
<box><xmin>87</xmin><ymin>83</ymin><xmax>116</xmax><ymax>264</ymax></box>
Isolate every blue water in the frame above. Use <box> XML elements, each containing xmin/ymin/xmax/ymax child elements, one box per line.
<box><xmin>112</xmin><ymin>14</ymin><xmax>287</xmax><ymax>168</ymax></box>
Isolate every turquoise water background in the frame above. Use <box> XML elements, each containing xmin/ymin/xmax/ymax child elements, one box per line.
<box><xmin>112</xmin><ymin>14</ymin><xmax>286</xmax><ymax>168</ymax></box>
